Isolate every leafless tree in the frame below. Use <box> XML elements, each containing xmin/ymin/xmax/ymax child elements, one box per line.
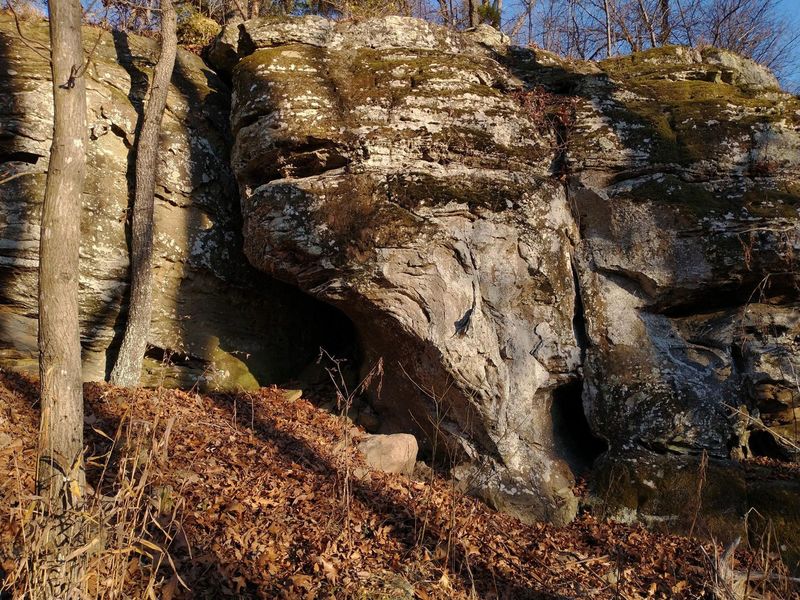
<box><xmin>110</xmin><ymin>0</ymin><xmax>178</xmax><ymax>386</ymax></box>
<box><xmin>36</xmin><ymin>0</ymin><xmax>88</xmax><ymax>594</ymax></box>
<box><xmin>511</xmin><ymin>0</ymin><xmax>798</xmax><ymax>89</ymax></box>
<box><xmin>701</xmin><ymin>0</ymin><xmax>800</xmax><ymax>77</ymax></box>
<box><xmin>603</xmin><ymin>0</ymin><xmax>614</xmax><ymax>56</ymax></box>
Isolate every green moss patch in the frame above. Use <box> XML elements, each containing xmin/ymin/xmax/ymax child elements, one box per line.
<box><xmin>597</xmin><ymin>51</ymin><xmax>799</xmax><ymax>166</ymax></box>
<box><xmin>384</xmin><ymin>171</ymin><xmax>532</xmax><ymax>213</ymax></box>
<box><xmin>620</xmin><ymin>175</ymin><xmax>732</xmax><ymax>216</ymax></box>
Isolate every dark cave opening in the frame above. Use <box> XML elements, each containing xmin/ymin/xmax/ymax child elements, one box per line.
<box><xmin>298</xmin><ymin>299</ymin><xmax>362</xmax><ymax>384</ymax></box>
<box><xmin>551</xmin><ymin>379</ymin><xmax>608</xmax><ymax>476</ymax></box>
<box><xmin>280</xmin><ymin>292</ymin><xmax>365</xmax><ymax>407</ymax></box>
<box><xmin>749</xmin><ymin>429</ymin><xmax>795</xmax><ymax>461</ymax></box>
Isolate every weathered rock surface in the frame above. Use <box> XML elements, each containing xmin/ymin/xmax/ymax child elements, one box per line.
<box><xmin>357</xmin><ymin>433</ymin><xmax>418</xmax><ymax>475</ymax></box>
<box><xmin>1</xmin><ymin>11</ymin><xmax>797</xmax><ymax>547</ymax></box>
<box><xmin>217</xmin><ymin>16</ymin><xmax>800</xmax><ymax>531</ymax></box>
<box><xmin>0</xmin><ymin>15</ymin><xmax>340</xmax><ymax>388</ymax></box>
<box><xmin>222</xmin><ymin>15</ymin><xmax>583</xmax><ymax>524</ymax></box>
<box><xmin>562</xmin><ymin>46</ymin><xmax>799</xmax><ymax>461</ymax></box>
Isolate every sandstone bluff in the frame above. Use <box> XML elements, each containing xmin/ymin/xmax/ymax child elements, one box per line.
<box><xmin>1</xmin><ymin>14</ymin><xmax>798</xmax><ymax>557</ymax></box>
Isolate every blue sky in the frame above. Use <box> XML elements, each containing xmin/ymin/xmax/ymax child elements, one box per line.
<box><xmin>777</xmin><ymin>0</ymin><xmax>800</xmax><ymax>90</ymax></box>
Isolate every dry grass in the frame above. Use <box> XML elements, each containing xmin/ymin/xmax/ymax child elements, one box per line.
<box><xmin>2</xmin><ymin>390</ymin><xmax>186</xmax><ymax>599</ymax></box>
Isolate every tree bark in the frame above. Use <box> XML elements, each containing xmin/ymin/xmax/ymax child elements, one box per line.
<box><xmin>110</xmin><ymin>0</ymin><xmax>177</xmax><ymax>387</ymax></box>
<box><xmin>38</xmin><ymin>0</ymin><xmax>86</xmax><ymax>512</ymax></box>
<box><xmin>36</xmin><ymin>0</ymin><xmax>87</xmax><ymax>596</ymax></box>
<box><xmin>658</xmin><ymin>0</ymin><xmax>671</xmax><ymax>45</ymax></box>
<box><xmin>637</xmin><ymin>0</ymin><xmax>658</xmax><ymax>48</ymax></box>
<box><xmin>467</xmin><ymin>0</ymin><xmax>478</xmax><ymax>27</ymax></box>
<box><xmin>603</xmin><ymin>0</ymin><xmax>613</xmax><ymax>56</ymax></box>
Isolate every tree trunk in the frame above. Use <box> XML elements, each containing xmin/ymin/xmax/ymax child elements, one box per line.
<box><xmin>637</xmin><ymin>0</ymin><xmax>658</xmax><ymax>48</ymax></box>
<box><xmin>674</xmin><ymin>0</ymin><xmax>694</xmax><ymax>47</ymax></box>
<box><xmin>603</xmin><ymin>0</ymin><xmax>613</xmax><ymax>56</ymax></box>
<box><xmin>37</xmin><ymin>0</ymin><xmax>87</xmax><ymax>596</ymax></box>
<box><xmin>658</xmin><ymin>0</ymin><xmax>671</xmax><ymax>45</ymax></box>
<box><xmin>467</xmin><ymin>0</ymin><xmax>478</xmax><ymax>27</ymax></box>
<box><xmin>38</xmin><ymin>0</ymin><xmax>86</xmax><ymax>514</ymax></box>
<box><xmin>110</xmin><ymin>0</ymin><xmax>178</xmax><ymax>387</ymax></box>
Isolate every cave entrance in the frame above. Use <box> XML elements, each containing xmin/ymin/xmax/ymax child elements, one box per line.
<box><xmin>551</xmin><ymin>379</ymin><xmax>608</xmax><ymax>476</ymax></box>
<box><xmin>748</xmin><ymin>429</ymin><xmax>796</xmax><ymax>462</ymax></box>
<box><xmin>278</xmin><ymin>288</ymin><xmax>362</xmax><ymax>391</ymax></box>
<box><xmin>274</xmin><ymin>286</ymin><xmax>370</xmax><ymax>420</ymax></box>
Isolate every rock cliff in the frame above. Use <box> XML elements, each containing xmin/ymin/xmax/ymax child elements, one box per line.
<box><xmin>1</xmin><ymin>13</ymin><xmax>798</xmax><ymax>556</ymax></box>
<box><xmin>214</xmin><ymin>14</ymin><xmax>800</xmax><ymax>543</ymax></box>
<box><xmin>0</xmin><ymin>15</ymin><xmax>346</xmax><ymax>388</ymax></box>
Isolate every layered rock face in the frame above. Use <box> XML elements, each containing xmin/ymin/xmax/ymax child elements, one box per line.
<box><xmin>217</xmin><ymin>16</ymin><xmax>800</xmax><ymax>534</ymax></box>
<box><xmin>2</xmin><ymin>12</ymin><xmax>798</xmax><ymax>549</ymax></box>
<box><xmin>563</xmin><ymin>46</ymin><xmax>799</xmax><ymax>461</ymax></box>
<box><xmin>218</xmin><ymin>16</ymin><xmax>583</xmax><ymax>524</ymax></box>
<box><xmin>0</xmin><ymin>15</ymin><xmax>338</xmax><ymax>388</ymax></box>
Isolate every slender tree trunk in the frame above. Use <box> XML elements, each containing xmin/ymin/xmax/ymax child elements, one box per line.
<box><xmin>603</xmin><ymin>0</ymin><xmax>613</xmax><ymax>56</ymax></box>
<box><xmin>37</xmin><ymin>0</ymin><xmax>87</xmax><ymax>596</ymax></box>
<box><xmin>39</xmin><ymin>0</ymin><xmax>86</xmax><ymax>513</ymax></box>
<box><xmin>637</xmin><ymin>0</ymin><xmax>658</xmax><ymax>48</ymax></box>
<box><xmin>675</xmin><ymin>0</ymin><xmax>695</xmax><ymax>47</ymax></box>
<box><xmin>658</xmin><ymin>0</ymin><xmax>671</xmax><ymax>45</ymax></box>
<box><xmin>467</xmin><ymin>0</ymin><xmax>478</xmax><ymax>27</ymax></box>
<box><xmin>110</xmin><ymin>0</ymin><xmax>177</xmax><ymax>387</ymax></box>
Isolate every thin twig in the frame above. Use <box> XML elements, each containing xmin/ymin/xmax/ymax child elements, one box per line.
<box><xmin>5</xmin><ymin>0</ymin><xmax>51</xmax><ymax>61</ymax></box>
<box><xmin>0</xmin><ymin>170</ymin><xmax>44</xmax><ymax>186</ymax></box>
<box><xmin>725</xmin><ymin>403</ymin><xmax>800</xmax><ymax>453</ymax></box>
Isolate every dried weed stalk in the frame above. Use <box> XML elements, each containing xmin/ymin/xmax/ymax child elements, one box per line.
<box><xmin>2</xmin><ymin>410</ymin><xmax>187</xmax><ymax>599</ymax></box>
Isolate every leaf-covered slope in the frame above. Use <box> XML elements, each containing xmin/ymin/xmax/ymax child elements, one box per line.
<box><xmin>3</xmin><ymin>373</ymin><xmax>794</xmax><ymax>598</ymax></box>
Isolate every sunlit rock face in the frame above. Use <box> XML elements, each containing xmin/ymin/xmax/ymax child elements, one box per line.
<box><xmin>218</xmin><ymin>15</ymin><xmax>800</xmax><ymax>534</ymax></box>
<box><xmin>0</xmin><ymin>15</ymin><xmax>338</xmax><ymax>389</ymax></box>
<box><xmin>220</xmin><ymin>15</ymin><xmax>583</xmax><ymax>525</ymax></box>
<box><xmin>2</xmin><ymin>10</ymin><xmax>799</xmax><ymax>546</ymax></box>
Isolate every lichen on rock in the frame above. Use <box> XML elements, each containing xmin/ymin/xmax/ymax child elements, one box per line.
<box><xmin>0</xmin><ymin>15</ymin><xmax>337</xmax><ymax>390</ymax></box>
<box><xmin>215</xmin><ymin>14</ymin><xmax>800</xmax><ymax>536</ymax></box>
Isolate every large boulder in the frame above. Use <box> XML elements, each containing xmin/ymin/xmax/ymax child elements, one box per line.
<box><xmin>221</xmin><ymin>15</ymin><xmax>582</xmax><ymax>524</ymax></box>
<box><xmin>217</xmin><ymin>16</ymin><xmax>800</xmax><ymax>529</ymax></box>
<box><xmin>561</xmin><ymin>45</ymin><xmax>799</xmax><ymax>461</ymax></box>
<box><xmin>0</xmin><ymin>15</ymin><xmax>340</xmax><ymax>388</ymax></box>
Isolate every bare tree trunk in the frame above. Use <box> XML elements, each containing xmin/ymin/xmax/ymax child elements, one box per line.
<box><xmin>37</xmin><ymin>0</ymin><xmax>87</xmax><ymax>595</ymax></box>
<box><xmin>603</xmin><ymin>0</ymin><xmax>613</xmax><ymax>56</ymax></box>
<box><xmin>467</xmin><ymin>0</ymin><xmax>478</xmax><ymax>27</ymax></box>
<box><xmin>658</xmin><ymin>0</ymin><xmax>671</xmax><ymax>44</ymax></box>
<box><xmin>637</xmin><ymin>0</ymin><xmax>658</xmax><ymax>47</ymax></box>
<box><xmin>39</xmin><ymin>0</ymin><xmax>86</xmax><ymax>514</ymax></box>
<box><xmin>674</xmin><ymin>0</ymin><xmax>694</xmax><ymax>46</ymax></box>
<box><xmin>110</xmin><ymin>0</ymin><xmax>177</xmax><ymax>387</ymax></box>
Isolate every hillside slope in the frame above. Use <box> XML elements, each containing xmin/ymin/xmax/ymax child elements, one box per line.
<box><xmin>1</xmin><ymin>372</ymin><xmax>796</xmax><ymax>599</ymax></box>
